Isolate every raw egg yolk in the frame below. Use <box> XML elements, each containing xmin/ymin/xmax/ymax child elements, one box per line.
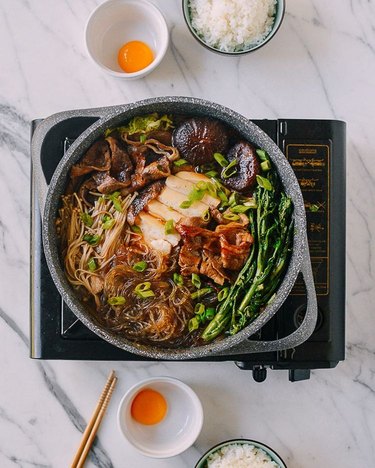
<box><xmin>118</xmin><ymin>41</ymin><xmax>154</xmax><ymax>73</ymax></box>
<box><xmin>131</xmin><ymin>388</ymin><xmax>167</xmax><ymax>425</ymax></box>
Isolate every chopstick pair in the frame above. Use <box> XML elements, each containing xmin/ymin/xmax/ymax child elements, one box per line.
<box><xmin>71</xmin><ymin>370</ymin><xmax>117</xmax><ymax>468</ymax></box>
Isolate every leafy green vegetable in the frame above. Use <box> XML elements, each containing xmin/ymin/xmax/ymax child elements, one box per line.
<box><xmin>201</xmin><ymin>162</ymin><xmax>294</xmax><ymax>342</ymax></box>
<box><xmin>104</xmin><ymin>113</ymin><xmax>174</xmax><ymax>137</ymax></box>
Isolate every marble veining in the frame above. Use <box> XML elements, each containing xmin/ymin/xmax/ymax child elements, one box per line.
<box><xmin>1</xmin><ymin>0</ymin><xmax>375</xmax><ymax>467</ymax></box>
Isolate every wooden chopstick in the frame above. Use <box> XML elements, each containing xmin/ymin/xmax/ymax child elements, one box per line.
<box><xmin>71</xmin><ymin>370</ymin><xmax>117</xmax><ymax>468</ymax></box>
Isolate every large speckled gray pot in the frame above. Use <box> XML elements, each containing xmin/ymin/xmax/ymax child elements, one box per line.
<box><xmin>31</xmin><ymin>97</ymin><xmax>317</xmax><ymax>360</ymax></box>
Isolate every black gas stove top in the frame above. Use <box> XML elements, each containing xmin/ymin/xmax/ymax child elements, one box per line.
<box><xmin>30</xmin><ymin>117</ymin><xmax>346</xmax><ymax>382</ymax></box>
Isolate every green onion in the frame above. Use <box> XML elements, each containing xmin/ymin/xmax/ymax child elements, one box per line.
<box><xmin>214</xmin><ymin>152</ymin><xmax>229</xmax><ymax>167</ymax></box>
<box><xmin>188</xmin><ymin>317</ymin><xmax>200</xmax><ymax>332</ymax></box>
<box><xmin>173</xmin><ymin>273</ymin><xmax>184</xmax><ymax>286</ymax></box>
<box><xmin>217</xmin><ymin>189</ymin><xmax>228</xmax><ymax>203</ymax></box>
<box><xmin>195</xmin><ymin>181</ymin><xmax>208</xmax><ymax>191</ymax></box>
<box><xmin>139</xmin><ymin>134</ymin><xmax>147</xmax><ymax>143</ymax></box>
<box><xmin>165</xmin><ymin>219</ymin><xmax>175</xmax><ymax>235</ymax></box>
<box><xmin>221</xmin><ymin>159</ymin><xmax>238</xmax><ymax>179</ymax></box>
<box><xmin>309</xmin><ymin>204</ymin><xmax>319</xmax><ymax>212</ymax></box>
<box><xmin>106</xmin><ymin>191</ymin><xmax>122</xmax><ymax>212</ymax></box>
<box><xmin>191</xmin><ymin>287</ymin><xmax>213</xmax><ymax>300</ymax></box>
<box><xmin>87</xmin><ymin>258</ymin><xmax>97</xmax><ymax>271</ymax></box>
<box><xmin>256</xmin><ymin>149</ymin><xmax>268</xmax><ymax>161</ymax></box>
<box><xmin>217</xmin><ymin>287</ymin><xmax>229</xmax><ymax>302</ymax></box>
<box><xmin>205</xmin><ymin>307</ymin><xmax>216</xmax><ymax>321</ymax></box>
<box><xmin>134</xmin><ymin>282</ymin><xmax>155</xmax><ymax>298</ymax></box>
<box><xmin>205</xmin><ymin>170</ymin><xmax>218</xmax><ymax>178</ymax></box>
<box><xmin>228</xmin><ymin>192</ymin><xmax>238</xmax><ymax>207</ymax></box>
<box><xmin>180</xmin><ymin>200</ymin><xmax>193</xmax><ymax>209</ymax></box>
<box><xmin>243</xmin><ymin>198</ymin><xmax>257</xmax><ymax>209</ymax></box>
<box><xmin>131</xmin><ymin>225</ymin><xmax>142</xmax><ymax>234</ymax></box>
<box><xmin>108</xmin><ymin>296</ymin><xmax>126</xmax><ymax>306</ymax></box>
<box><xmin>133</xmin><ymin>261</ymin><xmax>147</xmax><ymax>272</ymax></box>
<box><xmin>80</xmin><ymin>212</ymin><xmax>93</xmax><ymax>227</ymax></box>
<box><xmin>194</xmin><ymin>303</ymin><xmax>205</xmax><ymax>315</ymax></box>
<box><xmin>202</xmin><ymin>209</ymin><xmax>211</xmax><ymax>222</ymax></box>
<box><xmin>174</xmin><ymin>159</ymin><xmax>188</xmax><ymax>167</ymax></box>
<box><xmin>261</xmin><ymin>160</ymin><xmax>272</xmax><ymax>172</ymax></box>
<box><xmin>256</xmin><ymin>175</ymin><xmax>273</xmax><ymax>191</ymax></box>
<box><xmin>191</xmin><ymin>273</ymin><xmax>201</xmax><ymax>289</ymax></box>
<box><xmin>231</xmin><ymin>205</ymin><xmax>250</xmax><ymax>214</ymax></box>
<box><xmin>102</xmin><ymin>215</ymin><xmax>115</xmax><ymax>230</ymax></box>
<box><xmin>223</xmin><ymin>212</ymin><xmax>240</xmax><ymax>221</ymax></box>
<box><xmin>83</xmin><ymin>234</ymin><xmax>101</xmax><ymax>246</ymax></box>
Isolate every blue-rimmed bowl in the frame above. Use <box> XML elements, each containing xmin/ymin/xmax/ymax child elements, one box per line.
<box><xmin>195</xmin><ymin>438</ymin><xmax>287</xmax><ymax>467</ymax></box>
<box><xmin>182</xmin><ymin>0</ymin><xmax>285</xmax><ymax>55</ymax></box>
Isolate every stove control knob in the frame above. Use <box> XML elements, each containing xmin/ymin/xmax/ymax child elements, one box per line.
<box><xmin>252</xmin><ymin>366</ymin><xmax>267</xmax><ymax>383</ymax></box>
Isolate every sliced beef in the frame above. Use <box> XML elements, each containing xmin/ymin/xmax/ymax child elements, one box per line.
<box><xmin>146</xmin><ymin>130</ymin><xmax>172</xmax><ymax>146</ymax></box>
<box><xmin>70</xmin><ymin>140</ymin><xmax>111</xmax><ymax>179</ymax></box>
<box><xmin>216</xmin><ymin>223</ymin><xmax>253</xmax><ymax>270</ymax></box>
<box><xmin>77</xmin><ymin>177</ymin><xmax>98</xmax><ymax>206</ymax></box>
<box><xmin>106</xmin><ymin>136</ymin><xmax>133</xmax><ymax>185</ymax></box>
<box><xmin>176</xmin><ymin>222</ymin><xmax>253</xmax><ymax>284</ymax></box>
<box><xmin>127</xmin><ymin>181</ymin><xmax>165</xmax><ymax>225</ymax></box>
<box><xmin>93</xmin><ymin>171</ymin><xmax>133</xmax><ymax>195</ymax></box>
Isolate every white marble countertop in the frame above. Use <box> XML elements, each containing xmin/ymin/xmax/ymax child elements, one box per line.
<box><xmin>1</xmin><ymin>0</ymin><xmax>374</xmax><ymax>467</ymax></box>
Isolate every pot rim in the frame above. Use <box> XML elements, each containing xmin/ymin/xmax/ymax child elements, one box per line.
<box><xmin>41</xmin><ymin>96</ymin><xmax>307</xmax><ymax>360</ymax></box>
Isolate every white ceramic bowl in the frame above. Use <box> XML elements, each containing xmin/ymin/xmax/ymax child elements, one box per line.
<box><xmin>118</xmin><ymin>377</ymin><xmax>203</xmax><ymax>458</ymax></box>
<box><xmin>85</xmin><ymin>0</ymin><xmax>169</xmax><ymax>79</ymax></box>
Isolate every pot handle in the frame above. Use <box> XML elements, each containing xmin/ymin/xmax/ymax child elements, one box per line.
<box><xmin>216</xmin><ymin>239</ymin><xmax>318</xmax><ymax>356</ymax></box>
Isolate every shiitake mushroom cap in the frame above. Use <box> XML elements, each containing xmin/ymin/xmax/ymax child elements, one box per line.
<box><xmin>222</xmin><ymin>141</ymin><xmax>261</xmax><ymax>193</ymax></box>
<box><xmin>172</xmin><ymin>117</ymin><xmax>228</xmax><ymax>166</ymax></box>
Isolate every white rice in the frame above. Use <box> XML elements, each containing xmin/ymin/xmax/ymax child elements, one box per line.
<box><xmin>188</xmin><ymin>0</ymin><xmax>277</xmax><ymax>52</ymax></box>
<box><xmin>206</xmin><ymin>443</ymin><xmax>281</xmax><ymax>468</ymax></box>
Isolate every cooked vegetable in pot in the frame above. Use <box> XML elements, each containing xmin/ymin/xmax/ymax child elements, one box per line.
<box><xmin>56</xmin><ymin>113</ymin><xmax>293</xmax><ymax>348</ymax></box>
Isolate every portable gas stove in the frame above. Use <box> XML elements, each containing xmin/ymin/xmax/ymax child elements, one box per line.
<box><xmin>30</xmin><ymin>117</ymin><xmax>346</xmax><ymax>382</ymax></box>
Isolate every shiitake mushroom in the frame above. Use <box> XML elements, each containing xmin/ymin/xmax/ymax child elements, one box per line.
<box><xmin>222</xmin><ymin>141</ymin><xmax>260</xmax><ymax>193</ymax></box>
<box><xmin>172</xmin><ymin>117</ymin><xmax>228</xmax><ymax>166</ymax></box>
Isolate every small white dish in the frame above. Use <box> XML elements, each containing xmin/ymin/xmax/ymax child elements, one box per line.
<box><xmin>117</xmin><ymin>377</ymin><xmax>203</xmax><ymax>458</ymax></box>
<box><xmin>85</xmin><ymin>0</ymin><xmax>169</xmax><ymax>79</ymax></box>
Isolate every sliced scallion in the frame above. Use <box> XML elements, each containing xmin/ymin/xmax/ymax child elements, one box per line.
<box><xmin>261</xmin><ymin>160</ymin><xmax>272</xmax><ymax>171</ymax></box>
<box><xmin>173</xmin><ymin>273</ymin><xmax>184</xmax><ymax>286</ymax></box>
<box><xmin>205</xmin><ymin>307</ymin><xmax>216</xmax><ymax>321</ymax></box>
<box><xmin>139</xmin><ymin>134</ymin><xmax>147</xmax><ymax>143</ymax></box>
<box><xmin>223</xmin><ymin>212</ymin><xmax>240</xmax><ymax>221</ymax></box>
<box><xmin>174</xmin><ymin>159</ymin><xmax>188</xmax><ymax>167</ymax></box>
<box><xmin>134</xmin><ymin>282</ymin><xmax>155</xmax><ymax>298</ymax></box>
<box><xmin>191</xmin><ymin>287</ymin><xmax>213</xmax><ymax>300</ymax></box>
<box><xmin>83</xmin><ymin>234</ymin><xmax>101</xmax><ymax>246</ymax></box>
<box><xmin>191</xmin><ymin>273</ymin><xmax>201</xmax><ymax>289</ymax></box>
<box><xmin>221</xmin><ymin>159</ymin><xmax>238</xmax><ymax>179</ymax></box>
<box><xmin>194</xmin><ymin>303</ymin><xmax>205</xmax><ymax>315</ymax></box>
<box><xmin>231</xmin><ymin>205</ymin><xmax>251</xmax><ymax>214</ymax></box>
<box><xmin>102</xmin><ymin>215</ymin><xmax>115</xmax><ymax>230</ymax></box>
<box><xmin>133</xmin><ymin>261</ymin><xmax>147</xmax><ymax>272</ymax></box>
<box><xmin>108</xmin><ymin>296</ymin><xmax>126</xmax><ymax>306</ymax></box>
<box><xmin>80</xmin><ymin>212</ymin><xmax>94</xmax><ymax>227</ymax></box>
<box><xmin>205</xmin><ymin>170</ymin><xmax>218</xmax><ymax>178</ymax></box>
<box><xmin>131</xmin><ymin>225</ymin><xmax>142</xmax><ymax>234</ymax></box>
<box><xmin>256</xmin><ymin>175</ymin><xmax>273</xmax><ymax>191</ymax></box>
<box><xmin>180</xmin><ymin>200</ymin><xmax>193</xmax><ymax>209</ymax></box>
<box><xmin>188</xmin><ymin>317</ymin><xmax>200</xmax><ymax>332</ymax></box>
<box><xmin>165</xmin><ymin>219</ymin><xmax>175</xmax><ymax>235</ymax></box>
<box><xmin>217</xmin><ymin>287</ymin><xmax>229</xmax><ymax>302</ymax></box>
<box><xmin>87</xmin><ymin>258</ymin><xmax>97</xmax><ymax>271</ymax></box>
<box><xmin>256</xmin><ymin>149</ymin><xmax>268</xmax><ymax>161</ymax></box>
<box><xmin>214</xmin><ymin>152</ymin><xmax>229</xmax><ymax>167</ymax></box>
